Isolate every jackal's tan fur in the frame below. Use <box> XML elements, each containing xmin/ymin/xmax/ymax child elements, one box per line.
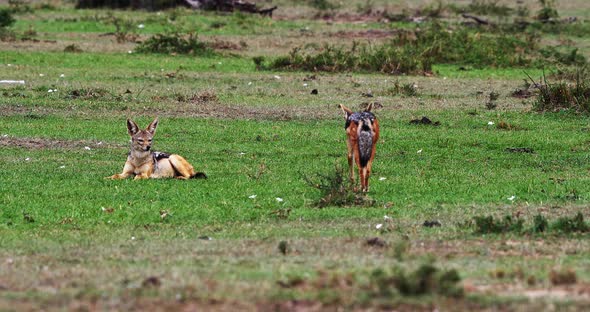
<box><xmin>340</xmin><ymin>103</ymin><xmax>379</xmax><ymax>192</ymax></box>
<box><xmin>107</xmin><ymin>118</ymin><xmax>205</xmax><ymax>180</ymax></box>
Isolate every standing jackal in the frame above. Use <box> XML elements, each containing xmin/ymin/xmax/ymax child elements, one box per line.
<box><xmin>340</xmin><ymin>103</ymin><xmax>379</xmax><ymax>192</ymax></box>
<box><xmin>107</xmin><ymin>118</ymin><xmax>206</xmax><ymax>180</ymax></box>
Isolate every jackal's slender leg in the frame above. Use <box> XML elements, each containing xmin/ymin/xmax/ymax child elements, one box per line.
<box><xmin>346</xmin><ymin>139</ymin><xmax>355</xmax><ymax>183</ymax></box>
<box><xmin>107</xmin><ymin>162</ymin><xmax>134</xmax><ymax>179</ymax></box>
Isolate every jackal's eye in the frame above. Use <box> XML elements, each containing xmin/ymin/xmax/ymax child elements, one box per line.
<box><xmin>137</xmin><ymin>139</ymin><xmax>144</xmax><ymax>143</ymax></box>
<box><xmin>148</xmin><ymin>139</ymin><xmax>152</xmax><ymax>143</ymax></box>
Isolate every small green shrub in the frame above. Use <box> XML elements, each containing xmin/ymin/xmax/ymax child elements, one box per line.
<box><xmin>537</xmin><ymin>0</ymin><xmax>559</xmax><ymax>21</ymax></box>
<box><xmin>303</xmin><ymin>164</ymin><xmax>374</xmax><ymax>208</ymax></box>
<box><xmin>474</xmin><ymin>215</ymin><xmax>524</xmax><ymax>234</ymax></box>
<box><xmin>532</xmin><ymin>214</ymin><xmax>548</xmax><ymax>233</ymax></box>
<box><xmin>472</xmin><ymin>213</ymin><xmax>588</xmax><ymax>235</ymax></box>
<box><xmin>262</xmin><ymin>22</ymin><xmax>549</xmax><ymax>75</ymax></box>
<box><xmin>552</xmin><ymin>212</ymin><xmax>588</xmax><ymax>233</ymax></box>
<box><xmin>64</xmin><ymin>44</ymin><xmax>83</xmax><ymax>53</ymax></box>
<box><xmin>135</xmin><ymin>33</ymin><xmax>212</xmax><ymax>55</ymax></box>
<box><xmin>109</xmin><ymin>15</ymin><xmax>137</xmax><ymax>43</ymax></box>
<box><xmin>369</xmin><ymin>263</ymin><xmax>463</xmax><ymax>298</ymax></box>
<box><xmin>0</xmin><ymin>8</ymin><xmax>15</xmax><ymax>28</ymax></box>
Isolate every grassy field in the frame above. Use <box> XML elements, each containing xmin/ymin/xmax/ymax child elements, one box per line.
<box><xmin>1</xmin><ymin>0</ymin><xmax>590</xmax><ymax>310</ymax></box>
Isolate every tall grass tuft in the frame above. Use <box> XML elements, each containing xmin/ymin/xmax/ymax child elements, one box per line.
<box><xmin>303</xmin><ymin>164</ymin><xmax>374</xmax><ymax>208</ymax></box>
<box><xmin>530</xmin><ymin>71</ymin><xmax>590</xmax><ymax>113</ymax></box>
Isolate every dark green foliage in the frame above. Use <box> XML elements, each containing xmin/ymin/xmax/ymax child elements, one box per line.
<box><xmin>262</xmin><ymin>22</ymin><xmax>551</xmax><ymax>75</ymax></box>
<box><xmin>531</xmin><ymin>72</ymin><xmax>590</xmax><ymax>113</ymax></box>
<box><xmin>552</xmin><ymin>213</ymin><xmax>589</xmax><ymax>233</ymax></box>
<box><xmin>64</xmin><ymin>44</ymin><xmax>83</xmax><ymax>53</ymax></box>
<box><xmin>135</xmin><ymin>33</ymin><xmax>212</xmax><ymax>55</ymax></box>
<box><xmin>370</xmin><ymin>263</ymin><xmax>463</xmax><ymax>298</ymax></box>
<box><xmin>537</xmin><ymin>0</ymin><xmax>559</xmax><ymax>21</ymax></box>
<box><xmin>474</xmin><ymin>215</ymin><xmax>524</xmax><ymax>234</ymax></box>
<box><xmin>473</xmin><ymin>213</ymin><xmax>588</xmax><ymax>235</ymax></box>
<box><xmin>278</xmin><ymin>241</ymin><xmax>288</xmax><ymax>255</ymax></box>
<box><xmin>532</xmin><ymin>215</ymin><xmax>548</xmax><ymax>233</ymax></box>
<box><xmin>303</xmin><ymin>164</ymin><xmax>374</xmax><ymax>208</ymax></box>
<box><xmin>539</xmin><ymin>47</ymin><xmax>586</xmax><ymax>66</ymax></box>
<box><xmin>0</xmin><ymin>8</ymin><xmax>15</xmax><ymax>28</ymax></box>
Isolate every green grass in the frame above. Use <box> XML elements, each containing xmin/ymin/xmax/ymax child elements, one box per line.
<box><xmin>1</xmin><ymin>112</ymin><xmax>590</xmax><ymax>228</ymax></box>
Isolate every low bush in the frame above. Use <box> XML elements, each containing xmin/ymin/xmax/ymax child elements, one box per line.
<box><xmin>369</xmin><ymin>263</ymin><xmax>463</xmax><ymax>298</ymax></box>
<box><xmin>474</xmin><ymin>215</ymin><xmax>524</xmax><ymax>234</ymax></box>
<box><xmin>530</xmin><ymin>72</ymin><xmax>590</xmax><ymax>113</ymax></box>
<box><xmin>0</xmin><ymin>8</ymin><xmax>15</xmax><ymax>28</ymax></box>
<box><xmin>552</xmin><ymin>212</ymin><xmax>589</xmax><ymax>233</ymax></box>
<box><xmin>473</xmin><ymin>213</ymin><xmax>589</xmax><ymax>235</ymax></box>
<box><xmin>261</xmin><ymin>22</ymin><xmax>551</xmax><ymax>75</ymax></box>
<box><xmin>303</xmin><ymin>164</ymin><xmax>374</xmax><ymax>208</ymax></box>
<box><xmin>135</xmin><ymin>32</ymin><xmax>212</xmax><ymax>55</ymax></box>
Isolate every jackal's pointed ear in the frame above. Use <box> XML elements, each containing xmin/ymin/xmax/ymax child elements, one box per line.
<box><xmin>127</xmin><ymin>119</ymin><xmax>139</xmax><ymax>136</ymax></box>
<box><xmin>339</xmin><ymin>104</ymin><xmax>353</xmax><ymax>119</ymax></box>
<box><xmin>365</xmin><ymin>102</ymin><xmax>373</xmax><ymax>112</ymax></box>
<box><xmin>147</xmin><ymin>117</ymin><xmax>159</xmax><ymax>135</ymax></box>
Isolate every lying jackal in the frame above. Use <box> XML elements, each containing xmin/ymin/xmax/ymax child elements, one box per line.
<box><xmin>107</xmin><ymin>118</ymin><xmax>206</xmax><ymax>180</ymax></box>
<box><xmin>340</xmin><ymin>103</ymin><xmax>380</xmax><ymax>192</ymax></box>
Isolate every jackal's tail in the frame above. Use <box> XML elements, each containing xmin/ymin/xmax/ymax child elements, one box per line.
<box><xmin>358</xmin><ymin>119</ymin><xmax>373</xmax><ymax>168</ymax></box>
<box><xmin>168</xmin><ymin>154</ymin><xmax>207</xmax><ymax>179</ymax></box>
<box><xmin>191</xmin><ymin>172</ymin><xmax>208</xmax><ymax>179</ymax></box>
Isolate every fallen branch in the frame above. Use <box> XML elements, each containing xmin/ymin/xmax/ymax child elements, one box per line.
<box><xmin>461</xmin><ymin>13</ymin><xmax>493</xmax><ymax>26</ymax></box>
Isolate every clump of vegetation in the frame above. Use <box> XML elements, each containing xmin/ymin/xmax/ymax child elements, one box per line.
<box><xmin>530</xmin><ymin>72</ymin><xmax>590</xmax><ymax>113</ymax></box>
<box><xmin>109</xmin><ymin>15</ymin><xmax>138</xmax><ymax>43</ymax></box>
<box><xmin>537</xmin><ymin>0</ymin><xmax>559</xmax><ymax>21</ymax></box>
<box><xmin>474</xmin><ymin>215</ymin><xmax>524</xmax><ymax>234</ymax></box>
<box><xmin>539</xmin><ymin>47</ymin><xmax>586</xmax><ymax>66</ymax></box>
<box><xmin>549</xmin><ymin>268</ymin><xmax>577</xmax><ymax>285</ymax></box>
<box><xmin>0</xmin><ymin>7</ymin><xmax>15</xmax><ymax>41</ymax></box>
<box><xmin>473</xmin><ymin>213</ymin><xmax>589</xmax><ymax>234</ymax></box>
<box><xmin>66</xmin><ymin>88</ymin><xmax>111</xmax><ymax>100</ymax></box>
<box><xmin>485</xmin><ymin>91</ymin><xmax>499</xmax><ymax>109</ymax></box>
<box><xmin>304</xmin><ymin>164</ymin><xmax>375</xmax><ymax>208</ymax></box>
<box><xmin>532</xmin><ymin>214</ymin><xmax>548</xmax><ymax>233</ymax></box>
<box><xmin>261</xmin><ymin>22</ymin><xmax>553</xmax><ymax>75</ymax></box>
<box><xmin>369</xmin><ymin>263</ymin><xmax>463</xmax><ymax>298</ymax></box>
<box><xmin>135</xmin><ymin>32</ymin><xmax>212</xmax><ymax>55</ymax></box>
<box><xmin>0</xmin><ymin>8</ymin><xmax>15</xmax><ymax>28</ymax></box>
<box><xmin>552</xmin><ymin>212</ymin><xmax>588</xmax><ymax>233</ymax></box>
<box><xmin>7</xmin><ymin>0</ymin><xmax>33</xmax><ymax>14</ymax></box>
<box><xmin>64</xmin><ymin>44</ymin><xmax>83</xmax><ymax>53</ymax></box>
<box><xmin>387</xmin><ymin>81</ymin><xmax>418</xmax><ymax>97</ymax></box>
